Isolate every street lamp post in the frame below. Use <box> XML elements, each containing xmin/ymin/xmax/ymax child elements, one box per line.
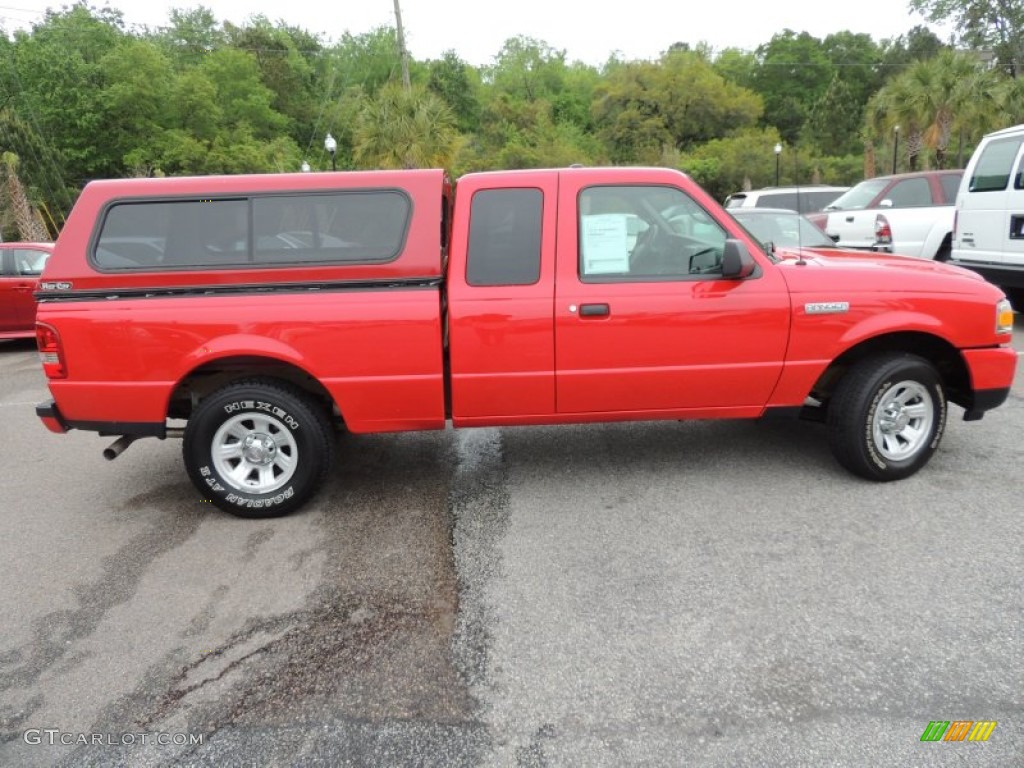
<box><xmin>324</xmin><ymin>133</ymin><xmax>337</xmax><ymax>172</ymax></box>
<box><xmin>892</xmin><ymin>125</ymin><xmax>899</xmax><ymax>174</ymax></box>
<box><xmin>774</xmin><ymin>143</ymin><xmax>782</xmax><ymax>186</ymax></box>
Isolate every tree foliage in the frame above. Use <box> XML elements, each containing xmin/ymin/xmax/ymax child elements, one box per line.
<box><xmin>910</xmin><ymin>0</ymin><xmax>1024</xmax><ymax>76</ymax></box>
<box><xmin>2</xmin><ymin>1</ymin><xmax>1023</xmax><ymax>240</ymax></box>
<box><xmin>594</xmin><ymin>50</ymin><xmax>762</xmax><ymax>163</ymax></box>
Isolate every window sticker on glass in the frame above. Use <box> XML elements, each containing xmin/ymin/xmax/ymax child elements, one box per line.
<box><xmin>581</xmin><ymin>214</ymin><xmax>630</xmax><ymax>275</ymax></box>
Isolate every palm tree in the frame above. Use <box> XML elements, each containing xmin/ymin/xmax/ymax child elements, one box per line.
<box><xmin>868</xmin><ymin>52</ymin><xmax>1000</xmax><ymax>171</ymax></box>
<box><xmin>1</xmin><ymin>153</ymin><xmax>51</xmax><ymax>241</ymax></box>
<box><xmin>353</xmin><ymin>83</ymin><xmax>463</xmax><ymax>170</ymax></box>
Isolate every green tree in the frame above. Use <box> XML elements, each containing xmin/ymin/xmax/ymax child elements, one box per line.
<box><xmin>97</xmin><ymin>39</ymin><xmax>175</xmax><ymax>174</ymax></box>
<box><xmin>752</xmin><ymin>30</ymin><xmax>834</xmax><ymax>143</ymax></box>
<box><xmin>804</xmin><ymin>75</ymin><xmax>863</xmax><ymax>155</ymax></box>
<box><xmin>593</xmin><ymin>49</ymin><xmax>762</xmax><ymax>163</ymax></box>
<box><xmin>352</xmin><ymin>83</ymin><xmax>462</xmax><ymax>169</ymax></box>
<box><xmin>868</xmin><ymin>50</ymin><xmax>998</xmax><ymax>170</ymax></box>
<box><xmin>9</xmin><ymin>4</ymin><xmax>128</xmax><ymax>181</ymax></box>
<box><xmin>156</xmin><ymin>6</ymin><xmax>225</xmax><ymax>64</ymax></box>
<box><xmin>821</xmin><ymin>31</ymin><xmax>881</xmax><ymax>109</ymax></box>
<box><xmin>876</xmin><ymin>25</ymin><xmax>948</xmax><ymax>82</ymax></box>
<box><xmin>910</xmin><ymin>0</ymin><xmax>1024</xmax><ymax>76</ymax></box>
<box><xmin>198</xmin><ymin>47</ymin><xmax>288</xmax><ymax>139</ymax></box>
<box><xmin>427</xmin><ymin>50</ymin><xmax>482</xmax><ymax>133</ymax></box>
<box><xmin>712</xmin><ymin>48</ymin><xmax>758</xmax><ymax>90</ymax></box>
<box><xmin>223</xmin><ymin>16</ymin><xmax>324</xmax><ymax>141</ymax></box>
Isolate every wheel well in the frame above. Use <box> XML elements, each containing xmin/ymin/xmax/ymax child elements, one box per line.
<box><xmin>167</xmin><ymin>356</ymin><xmax>340</xmax><ymax>424</ymax></box>
<box><xmin>810</xmin><ymin>332</ymin><xmax>971</xmax><ymax>409</ymax></box>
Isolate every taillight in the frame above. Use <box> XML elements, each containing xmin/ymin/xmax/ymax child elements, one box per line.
<box><xmin>36</xmin><ymin>322</ymin><xmax>67</xmax><ymax>379</ymax></box>
<box><xmin>874</xmin><ymin>214</ymin><xmax>892</xmax><ymax>245</ymax></box>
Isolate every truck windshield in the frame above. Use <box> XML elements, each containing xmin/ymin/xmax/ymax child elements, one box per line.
<box><xmin>824</xmin><ymin>179</ymin><xmax>889</xmax><ymax>211</ymax></box>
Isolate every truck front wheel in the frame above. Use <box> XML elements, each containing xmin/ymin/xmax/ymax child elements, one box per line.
<box><xmin>827</xmin><ymin>354</ymin><xmax>947</xmax><ymax>481</ymax></box>
<box><xmin>183</xmin><ymin>379</ymin><xmax>334</xmax><ymax>517</ymax></box>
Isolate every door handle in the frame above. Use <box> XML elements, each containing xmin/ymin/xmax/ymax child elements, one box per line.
<box><xmin>579</xmin><ymin>303</ymin><xmax>610</xmax><ymax>317</ymax></box>
<box><xmin>845</xmin><ymin>215</ymin><xmax>854</xmax><ymax>222</ymax></box>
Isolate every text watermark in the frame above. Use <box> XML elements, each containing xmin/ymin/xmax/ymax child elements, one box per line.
<box><xmin>23</xmin><ymin>729</ymin><xmax>204</xmax><ymax>747</ymax></box>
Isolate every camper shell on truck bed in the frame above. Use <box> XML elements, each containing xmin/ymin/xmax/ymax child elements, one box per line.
<box><xmin>35</xmin><ymin>167</ymin><xmax>1018</xmax><ymax>517</ymax></box>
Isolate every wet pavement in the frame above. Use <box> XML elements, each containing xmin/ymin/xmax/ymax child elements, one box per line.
<box><xmin>1</xmin><ymin>330</ymin><xmax>1022</xmax><ymax>766</ymax></box>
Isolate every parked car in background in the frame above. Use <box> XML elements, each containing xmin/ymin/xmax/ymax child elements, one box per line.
<box><xmin>950</xmin><ymin>123</ymin><xmax>1024</xmax><ymax>309</ymax></box>
<box><xmin>724</xmin><ymin>185</ymin><xmax>848</xmax><ymax>214</ymax></box>
<box><xmin>730</xmin><ymin>208</ymin><xmax>839</xmax><ymax>252</ymax></box>
<box><xmin>0</xmin><ymin>242</ymin><xmax>53</xmax><ymax>339</ymax></box>
<box><xmin>807</xmin><ymin>170</ymin><xmax>962</xmax><ymax>261</ymax></box>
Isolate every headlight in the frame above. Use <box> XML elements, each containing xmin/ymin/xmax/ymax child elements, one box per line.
<box><xmin>997</xmin><ymin>298</ymin><xmax>1014</xmax><ymax>334</ymax></box>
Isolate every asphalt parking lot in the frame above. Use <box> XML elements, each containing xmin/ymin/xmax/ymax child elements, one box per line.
<box><xmin>1</xmin><ymin>325</ymin><xmax>1022</xmax><ymax>767</ymax></box>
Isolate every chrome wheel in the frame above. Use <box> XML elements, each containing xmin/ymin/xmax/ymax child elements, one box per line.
<box><xmin>871</xmin><ymin>380</ymin><xmax>934</xmax><ymax>461</ymax></box>
<box><xmin>212</xmin><ymin>412</ymin><xmax>298</xmax><ymax>493</ymax></box>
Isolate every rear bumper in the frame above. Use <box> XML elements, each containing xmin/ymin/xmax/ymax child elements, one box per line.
<box><xmin>36</xmin><ymin>399</ymin><xmax>69</xmax><ymax>434</ymax></box>
<box><xmin>35</xmin><ymin>398</ymin><xmax>165</xmax><ymax>438</ymax></box>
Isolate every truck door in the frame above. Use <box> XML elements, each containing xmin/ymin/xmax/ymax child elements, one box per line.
<box><xmin>447</xmin><ymin>172</ymin><xmax>559</xmax><ymax>422</ymax></box>
<box><xmin>553</xmin><ymin>175</ymin><xmax>791</xmax><ymax>415</ymax></box>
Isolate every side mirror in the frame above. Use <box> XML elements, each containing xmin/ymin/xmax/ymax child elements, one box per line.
<box><xmin>722</xmin><ymin>239</ymin><xmax>756</xmax><ymax>279</ymax></box>
<box><xmin>829</xmin><ymin>233</ymin><xmax>840</xmax><ymax>243</ymax></box>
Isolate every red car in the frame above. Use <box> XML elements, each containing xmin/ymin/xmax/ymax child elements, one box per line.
<box><xmin>0</xmin><ymin>242</ymin><xmax>53</xmax><ymax>339</ymax></box>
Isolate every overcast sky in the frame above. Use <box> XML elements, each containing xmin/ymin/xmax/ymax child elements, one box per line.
<box><xmin>2</xmin><ymin>1</ymin><xmax>954</xmax><ymax>66</ymax></box>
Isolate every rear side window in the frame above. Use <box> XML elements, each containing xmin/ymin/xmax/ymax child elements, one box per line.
<box><xmin>885</xmin><ymin>178</ymin><xmax>931</xmax><ymax>207</ymax></box>
<box><xmin>756</xmin><ymin>192</ymin><xmax>797</xmax><ymax>211</ymax></box>
<box><xmin>96</xmin><ymin>199</ymin><xmax>248</xmax><ymax>269</ymax></box>
<box><xmin>466</xmin><ymin>188</ymin><xmax>542</xmax><ymax>286</ymax></box>
<box><xmin>940</xmin><ymin>173</ymin><xmax>962</xmax><ymax>201</ymax></box>
<box><xmin>93</xmin><ymin>192</ymin><xmax>411</xmax><ymax>270</ymax></box>
<box><xmin>253</xmin><ymin>192</ymin><xmax>409</xmax><ymax>264</ymax></box>
<box><xmin>969</xmin><ymin>138</ymin><xmax>1024</xmax><ymax>192</ymax></box>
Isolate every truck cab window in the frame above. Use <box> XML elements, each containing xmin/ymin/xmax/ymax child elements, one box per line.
<box><xmin>579</xmin><ymin>185</ymin><xmax>727</xmax><ymax>281</ymax></box>
<box><xmin>466</xmin><ymin>188</ymin><xmax>542</xmax><ymax>286</ymax></box>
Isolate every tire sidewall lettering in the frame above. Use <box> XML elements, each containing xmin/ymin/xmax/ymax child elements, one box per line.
<box><xmin>863</xmin><ymin>371</ymin><xmax>944</xmax><ymax>471</ymax></box>
<box><xmin>864</xmin><ymin>379</ymin><xmax>892</xmax><ymax>470</ymax></box>
<box><xmin>222</xmin><ymin>400</ymin><xmax>300</xmax><ymax>431</ymax></box>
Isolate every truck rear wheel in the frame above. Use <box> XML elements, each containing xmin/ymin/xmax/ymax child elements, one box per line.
<box><xmin>827</xmin><ymin>354</ymin><xmax>946</xmax><ymax>481</ymax></box>
<box><xmin>183</xmin><ymin>379</ymin><xmax>333</xmax><ymax>517</ymax></box>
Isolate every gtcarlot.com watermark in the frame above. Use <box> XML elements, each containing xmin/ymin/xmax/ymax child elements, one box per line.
<box><xmin>23</xmin><ymin>729</ymin><xmax>204</xmax><ymax>747</ymax></box>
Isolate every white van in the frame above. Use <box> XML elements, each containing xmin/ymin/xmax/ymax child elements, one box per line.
<box><xmin>950</xmin><ymin>123</ymin><xmax>1024</xmax><ymax>308</ymax></box>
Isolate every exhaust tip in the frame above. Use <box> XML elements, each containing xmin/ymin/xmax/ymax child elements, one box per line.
<box><xmin>103</xmin><ymin>435</ymin><xmax>137</xmax><ymax>461</ymax></box>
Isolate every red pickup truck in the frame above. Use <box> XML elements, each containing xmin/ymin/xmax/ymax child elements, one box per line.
<box><xmin>34</xmin><ymin>167</ymin><xmax>1017</xmax><ymax>517</ymax></box>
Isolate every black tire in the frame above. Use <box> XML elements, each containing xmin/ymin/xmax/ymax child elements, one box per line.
<box><xmin>827</xmin><ymin>354</ymin><xmax>946</xmax><ymax>482</ymax></box>
<box><xmin>183</xmin><ymin>379</ymin><xmax>334</xmax><ymax>518</ymax></box>
<box><xmin>934</xmin><ymin>238</ymin><xmax>951</xmax><ymax>262</ymax></box>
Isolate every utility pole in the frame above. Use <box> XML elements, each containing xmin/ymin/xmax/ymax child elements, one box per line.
<box><xmin>393</xmin><ymin>0</ymin><xmax>411</xmax><ymax>92</ymax></box>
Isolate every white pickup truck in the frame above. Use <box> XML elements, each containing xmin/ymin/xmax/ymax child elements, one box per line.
<box><xmin>807</xmin><ymin>170</ymin><xmax>963</xmax><ymax>261</ymax></box>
